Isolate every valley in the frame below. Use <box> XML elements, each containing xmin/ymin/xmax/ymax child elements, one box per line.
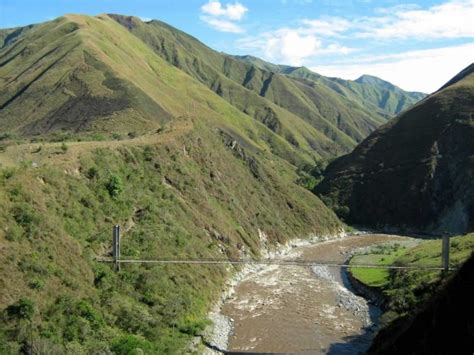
<box><xmin>0</xmin><ymin>9</ymin><xmax>473</xmax><ymax>355</ymax></box>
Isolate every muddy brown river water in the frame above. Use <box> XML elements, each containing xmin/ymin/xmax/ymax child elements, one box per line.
<box><xmin>217</xmin><ymin>234</ymin><xmax>411</xmax><ymax>354</ymax></box>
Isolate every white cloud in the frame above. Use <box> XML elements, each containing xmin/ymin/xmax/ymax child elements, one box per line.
<box><xmin>201</xmin><ymin>1</ymin><xmax>248</xmax><ymax>21</ymax></box>
<box><xmin>200</xmin><ymin>0</ymin><xmax>248</xmax><ymax>33</ymax></box>
<box><xmin>238</xmin><ymin>26</ymin><xmax>355</xmax><ymax>66</ymax></box>
<box><xmin>265</xmin><ymin>30</ymin><xmax>321</xmax><ymax>65</ymax></box>
<box><xmin>356</xmin><ymin>0</ymin><xmax>474</xmax><ymax>39</ymax></box>
<box><xmin>138</xmin><ymin>16</ymin><xmax>152</xmax><ymax>22</ymax></box>
<box><xmin>200</xmin><ymin>16</ymin><xmax>245</xmax><ymax>33</ymax></box>
<box><xmin>277</xmin><ymin>1</ymin><xmax>474</xmax><ymax>42</ymax></box>
<box><xmin>301</xmin><ymin>17</ymin><xmax>351</xmax><ymax>37</ymax></box>
<box><xmin>311</xmin><ymin>43</ymin><xmax>474</xmax><ymax>93</ymax></box>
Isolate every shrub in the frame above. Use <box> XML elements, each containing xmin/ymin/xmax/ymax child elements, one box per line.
<box><xmin>5</xmin><ymin>223</ymin><xmax>23</xmax><ymax>241</ymax></box>
<box><xmin>28</xmin><ymin>278</ymin><xmax>45</xmax><ymax>290</ymax></box>
<box><xmin>60</xmin><ymin>143</ymin><xmax>68</xmax><ymax>153</ymax></box>
<box><xmin>85</xmin><ymin>167</ymin><xmax>99</xmax><ymax>179</ymax></box>
<box><xmin>106</xmin><ymin>175</ymin><xmax>123</xmax><ymax>198</ymax></box>
<box><xmin>0</xmin><ymin>132</ymin><xmax>13</xmax><ymax>141</ymax></box>
<box><xmin>111</xmin><ymin>335</ymin><xmax>155</xmax><ymax>354</ymax></box>
<box><xmin>6</xmin><ymin>298</ymin><xmax>35</xmax><ymax>320</ymax></box>
<box><xmin>12</xmin><ymin>204</ymin><xmax>39</xmax><ymax>237</ymax></box>
<box><xmin>334</xmin><ymin>205</ymin><xmax>350</xmax><ymax>220</ymax></box>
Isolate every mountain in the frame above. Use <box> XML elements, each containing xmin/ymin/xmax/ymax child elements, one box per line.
<box><xmin>108</xmin><ymin>15</ymin><xmax>380</xmax><ymax>157</ymax></box>
<box><xmin>0</xmin><ymin>14</ymin><xmax>344</xmax><ymax>353</ymax></box>
<box><xmin>0</xmin><ymin>14</ymin><xmax>425</xmax><ymax>162</ymax></box>
<box><xmin>316</xmin><ymin>63</ymin><xmax>474</xmax><ymax>234</ymax></box>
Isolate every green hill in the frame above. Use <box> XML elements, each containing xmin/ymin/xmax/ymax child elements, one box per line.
<box><xmin>109</xmin><ymin>15</ymin><xmax>424</xmax><ymax>155</ymax></box>
<box><xmin>0</xmin><ymin>14</ymin><xmax>344</xmax><ymax>353</ymax></box>
<box><xmin>0</xmin><ymin>14</ymin><xmax>425</xmax><ymax>161</ymax></box>
<box><xmin>316</xmin><ymin>63</ymin><xmax>474</xmax><ymax>234</ymax></box>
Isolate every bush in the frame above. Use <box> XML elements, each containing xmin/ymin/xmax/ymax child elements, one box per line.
<box><xmin>61</xmin><ymin>143</ymin><xmax>68</xmax><ymax>153</ymax></box>
<box><xmin>111</xmin><ymin>335</ymin><xmax>155</xmax><ymax>354</ymax></box>
<box><xmin>12</xmin><ymin>204</ymin><xmax>39</xmax><ymax>237</ymax></box>
<box><xmin>6</xmin><ymin>298</ymin><xmax>35</xmax><ymax>320</ymax></box>
<box><xmin>0</xmin><ymin>132</ymin><xmax>13</xmax><ymax>141</ymax></box>
<box><xmin>28</xmin><ymin>278</ymin><xmax>45</xmax><ymax>290</ymax></box>
<box><xmin>85</xmin><ymin>167</ymin><xmax>99</xmax><ymax>179</ymax></box>
<box><xmin>5</xmin><ymin>223</ymin><xmax>23</xmax><ymax>241</ymax></box>
<box><xmin>334</xmin><ymin>205</ymin><xmax>350</xmax><ymax>220</ymax></box>
<box><xmin>106</xmin><ymin>175</ymin><xmax>123</xmax><ymax>198</ymax></box>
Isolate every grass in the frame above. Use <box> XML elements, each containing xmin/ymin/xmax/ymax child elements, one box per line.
<box><xmin>350</xmin><ymin>243</ymin><xmax>410</xmax><ymax>287</ymax></box>
<box><xmin>349</xmin><ymin>233</ymin><xmax>474</xmax><ymax>324</ymax></box>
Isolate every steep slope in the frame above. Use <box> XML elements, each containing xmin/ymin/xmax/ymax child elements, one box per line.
<box><xmin>0</xmin><ymin>14</ymin><xmax>343</xmax><ymax>353</ymax></box>
<box><xmin>353</xmin><ymin>75</ymin><xmax>425</xmax><ymax>116</ymax></box>
<box><xmin>110</xmin><ymin>15</ymin><xmax>400</xmax><ymax>155</ymax></box>
<box><xmin>316</xmin><ymin>64</ymin><xmax>474</xmax><ymax>234</ymax></box>
<box><xmin>0</xmin><ymin>16</ymin><xmax>173</xmax><ymax>135</ymax></box>
<box><xmin>0</xmin><ymin>14</ymin><xmax>320</xmax><ymax>167</ymax></box>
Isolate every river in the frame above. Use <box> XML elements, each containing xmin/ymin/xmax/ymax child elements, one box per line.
<box><xmin>206</xmin><ymin>234</ymin><xmax>412</xmax><ymax>354</ymax></box>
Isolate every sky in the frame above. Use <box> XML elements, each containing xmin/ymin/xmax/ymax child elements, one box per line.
<box><xmin>1</xmin><ymin>0</ymin><xmax>473</xmax><ymax>93</ymax></box>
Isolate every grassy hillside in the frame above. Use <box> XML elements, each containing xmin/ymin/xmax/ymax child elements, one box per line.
<box><xmin>110</xmin><ymin>15</ymin><xmax>421</xmax><ymax>156</ymax></box>
<box><xmin>0</xmin><ymin>14</ymin><xmax>324</xmax><ymax>168</ymax></box>
<box><xmin>316</xmin><ymin>64</ymin><xmax>474</xmax><ymax>234</ymax></box>
<box><xmin>0</xmin><ymin>120</ymin><xmax>342</xmax><ymax>353</ymax></box>
<box><xmin>0</xmin><ymin>14</ymin><xmax>425</xmax><ymax>161</ymax></box>
<box><xmin>0</xmin><ymin>14</ymin><xmax>344</xmax><ymax>353</ymax></box>
<box><xmin>234</xmin><ymin>56</ymin><xmax>425</xmax><ymax>117</ymax></box>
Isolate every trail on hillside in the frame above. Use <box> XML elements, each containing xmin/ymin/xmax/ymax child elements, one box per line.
<box><xmin>0</xmin><ymin>120</ymin><xmax>193</xmax><ymax>169</ymax></box>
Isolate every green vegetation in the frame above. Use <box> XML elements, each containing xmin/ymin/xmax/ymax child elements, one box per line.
<box><xmin>350</xmin><ymin>243</ymin><xmax>410</xmax><ymax>288</ymax></box>
<box><xmin>235</xmin><ymin>56</ymin><xmax>425</xmax><ymax>117</ymax></box>
<box><xmin>295</xmin><ymin>159</ymin><xmax>329</xmax><ymax>190</ymax></box>
<box><xmin>350</xmin><ymin>233</ymin><xmax>474</xmax><ymax>325</ymax></box>
<box><xmin>0</xmin><ymin>121</ymin><xmax>341</xmax><ymax>353</ymax></box>
<box><xmin>0</xmin><ymin>14</ymin><xmax>425</xmax><ymax>164</ymax></box>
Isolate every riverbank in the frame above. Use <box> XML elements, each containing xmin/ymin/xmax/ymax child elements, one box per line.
<box><xmin>203</xmin><ymin>233</ymin><xmax>411</xmax><ymax>354</ymax></box>
<box><xmin>202</xmin><ymin>230</ymin><xmax>347</xmax><ymax>353</ymax></box>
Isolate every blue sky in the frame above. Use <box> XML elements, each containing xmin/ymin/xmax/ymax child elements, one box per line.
<box><xmin>1</xmin><ymin>0</ymin><xmax>473</xmax><ymax>92</ymax></box>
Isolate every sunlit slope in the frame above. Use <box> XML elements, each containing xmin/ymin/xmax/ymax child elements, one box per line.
<box><xmin>0</xmin><ymin>14</ymin><xmax>332</xmax><ymax>165</ymax></box>
<box><xmin>238</xmin><ymin>57</ymin><xmax>426</xmax><ymax>117</ymax></box>
<box><xmin>0</xmin><ymin>15</ymin><xmax>347</xmax><ymax>354</ymax></box>
<box><xmin>111</xmin><ymin>15</ymin><xmax>399</xmax><ymax>155</ymax></box>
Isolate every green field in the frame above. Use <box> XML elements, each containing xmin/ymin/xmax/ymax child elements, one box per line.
<box><xmin>349</xmin><ymin>243</ymin><xmax>413</xmax><ymax>287</ymax></box>
<box><xmin>349</xmin><ymin>233</ymin><xmax>474</xmax><ymax>323</ymax></box>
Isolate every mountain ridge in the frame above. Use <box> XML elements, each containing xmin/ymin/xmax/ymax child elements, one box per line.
<box><xmin>316</xmin><ymin>63</ymin><xmax>474</xmax><ymax>234</ymax></box>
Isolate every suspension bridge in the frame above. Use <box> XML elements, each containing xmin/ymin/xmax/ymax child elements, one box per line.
<box><xmin>100</xmin><ymin>225</ymin><xmax>455</xmax><ymax>272</ymax></box>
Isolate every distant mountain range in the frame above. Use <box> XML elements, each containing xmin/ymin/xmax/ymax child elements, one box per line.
<box><xmin>316</xmin><ymin>63</ymin><xmax>474</xmax><ymax>235</ymax></box>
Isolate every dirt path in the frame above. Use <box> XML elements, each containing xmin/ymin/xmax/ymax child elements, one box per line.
<box><xmin>219</xmin><ymin>234</ymin><xmax>411</xmax><ymax>354</ymax></box>
<box><xmin>0</xmin><ymin>120</ymin><xmax>193</xmax><ymax>168</ymax></box>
